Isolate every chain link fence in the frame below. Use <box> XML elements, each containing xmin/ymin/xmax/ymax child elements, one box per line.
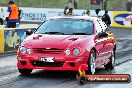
<box><xmin>0</xmin><ymin>0</ymin><xmax>130</xmax><ymax>11</ymax></box>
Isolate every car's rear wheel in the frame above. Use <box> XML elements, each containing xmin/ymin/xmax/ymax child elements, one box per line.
<box><xmin>104</xmin><ymin>48</ymin><xmax>115</xmax><ymax>69</ymax></box>
<box><xmin>18</xmin><ymin>69</ymin><xmax>32</xmax><ymax>75</ymax></box>
<box><xmin>87</xmin><ymin>49</ymin><xmax>96</xmax><ymax>74</ymax></box>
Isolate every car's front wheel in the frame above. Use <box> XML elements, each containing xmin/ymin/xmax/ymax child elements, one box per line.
<box><xmin>87</xmin><ymin>49</ymin><xmax>96</xmax><ymax>74</ymax></box>
<box><xmin>18</xmin><ymin>69</ymin><xmax>32</xmax><ymax>75</ymax></box>
<box><xmin>104</xmin><ymin>48</ymin><xmax>115</xmax><ymax>69</ymax></box>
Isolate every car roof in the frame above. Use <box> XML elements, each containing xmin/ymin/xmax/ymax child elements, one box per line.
<box><xmin>49</xmin><ymin>16</ymin><xmax>99</xmax><ymax>21</ymax></box>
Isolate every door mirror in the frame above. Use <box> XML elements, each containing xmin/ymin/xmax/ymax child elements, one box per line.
<box><xmin>98</xmin><ymin>32</ymin><xmax>108</xmax><ymax>38</ymax></box>
<box><xmin>26</xmin><ymin>30</ymin><xmax>32</xmax><ymax>35</ymax></box>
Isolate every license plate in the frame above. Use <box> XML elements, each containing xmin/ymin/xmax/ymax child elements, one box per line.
<box><xmin>39</xmin><ymin>57</ymin><xmax>54</xmax><ymax>62</ymax></box>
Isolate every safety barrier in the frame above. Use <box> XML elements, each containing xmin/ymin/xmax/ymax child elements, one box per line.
<box><xmin>1</xmin><ymin>7</ymin><xmax>131</xmax><ymax>28</ymax></box>
<box><xmin>0</xmin><ymin>29</ymin><xmax>4</xmax><ymax>53</ymax></box>
<box><xmin>0</xmin><ymin>27</ymin><xmax>37</xmax><ymax>54</ymax></box>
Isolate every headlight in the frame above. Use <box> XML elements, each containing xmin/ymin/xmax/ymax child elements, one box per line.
<box><xmin>73</xmin><ymin>48</ymin><xmax>80</xmax><ymax>56</ymax></box>
<box><xmin>19</xmin><ymin>47</ymin><xmax>26</xmax><ymax>54</ymax></box>
<box><xmin>65</xmin><ymin>49</ymin><xmax>70</xmax><ymax>56</ymax></box>
<box><xmin>27</xmin><ymin>48</ymin><xmax>32</xmax><ymax>54</ymax></box>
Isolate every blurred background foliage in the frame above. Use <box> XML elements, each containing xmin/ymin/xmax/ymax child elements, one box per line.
<box><xmin>0</xmin><ymin>0</ymin><xmax>128</xmax><ymax>11</ymax></box>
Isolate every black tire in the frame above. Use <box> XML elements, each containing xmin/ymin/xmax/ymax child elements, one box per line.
<box><xmin>77</xmin><ymin>76</ymin><xmax>87</xmax><ymax>85</ymax></box>
<box><xmin>18</xmin><ymin>69</ymin><xmax>32</xmax><ymax>75</ymax></box>
<box><xmin>87</xmin><ymin>49</ymin><xmax>96</xmax><ymax>74</ymax></box>
<box><xmin>104</xmin><ymin>48</ymin><xmax>115</xmax><ymax>69</ymax></box>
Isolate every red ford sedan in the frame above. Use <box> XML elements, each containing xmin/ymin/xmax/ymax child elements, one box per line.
<box><xmin>17</xmin><ymin>16</ymin><xmax>116</xmax><ymax>75</ymax></box>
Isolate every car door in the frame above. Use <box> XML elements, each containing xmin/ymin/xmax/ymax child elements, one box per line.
<box><xmin>99</xmin><ymin>20</ymin><xmax>112</xmax><ymax>59</ymax></box>
<box><xmin>104</xmin><ymin>28</ymin><xmax>115</xmax><ymax>58</ymax></box>
<box><xmin>94</xmin><ymin>19</ymin><xmax>110</xmax><ymax>66</ymax></box>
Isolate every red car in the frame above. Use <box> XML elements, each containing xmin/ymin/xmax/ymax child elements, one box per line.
<box><xmin>17</xmin><ymin>16</ymin><xmax>116</xmax><ymax>75</ymax></box>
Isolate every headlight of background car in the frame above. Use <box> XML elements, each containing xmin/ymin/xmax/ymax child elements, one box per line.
<box><xmin>65</xmin><ymin>49</ymin><xmax>70</xmax><ymax>56</ymax></box>
<box><xmin>27</xmin><ymin>48</ymin><xmax>32</xmax><ymax>54</ymax></box>
<box><xmin>19</xmin><ymin>47</ymin><xmax>26</xmax><ymax>54</ymax></box>
<box><xmin>73</xmin><ymin>48</ymin><xmax>80</xmax><ymax>56</ymax></box>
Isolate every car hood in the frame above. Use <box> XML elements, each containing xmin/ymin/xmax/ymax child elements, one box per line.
<box><xmin>22</xmin><ymin>34</ymin><xmax>91</xmax><ymax>49</ymax></box>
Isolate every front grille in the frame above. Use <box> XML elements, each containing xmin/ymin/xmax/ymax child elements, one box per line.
<box><xmin>33</xmin><ymin>48</ymin><xmax>64</xmax><ymax>54</ymax></box>
<box><xmin>31</xmin><ymin>61</ymin><xmax>64</xmax><ymax>67</ymax></box>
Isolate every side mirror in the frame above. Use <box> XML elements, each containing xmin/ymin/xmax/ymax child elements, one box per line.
<box><xmin>98</xmin><ymin>32</ymin><xmax>108</xmax><ymax>38</ymax></box>
<box><xmin>26</xmin><ymin>30</ymin><xmax>32</xmax><ymax>35</ymax></box>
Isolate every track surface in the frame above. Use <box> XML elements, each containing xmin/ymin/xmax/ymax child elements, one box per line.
<box><xmin>0</xmin><ymin>27</ymin><xmax>132</xmax><ymax>88</ymax></box>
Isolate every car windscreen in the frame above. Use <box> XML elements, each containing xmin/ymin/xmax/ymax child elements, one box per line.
<box><xmin>35</xmin><ymin>18</ymin><xmax>94</xmax><ymax>35</ymax></box>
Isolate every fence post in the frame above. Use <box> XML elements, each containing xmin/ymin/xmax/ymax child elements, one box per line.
<box><xmin>62</xmin><ymin>0</ymin><xmax>64</xmax><ymax>8</ymax></box>
<box><xmin>83</xmin><ymin>0</ymin><xmax>84</xmax><ymax>9</ymax></box>
<box><xmin>41</xmin><ymin>0</ymin><xmax>42</xmax><ymax>8</ymax></box>
<box><xmin>19</xmin><ymin>0</ymin><xmax>21</xmax><ymax>7</ymax></box>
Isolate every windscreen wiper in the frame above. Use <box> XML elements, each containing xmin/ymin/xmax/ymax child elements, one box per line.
<box><xmin>43</xmin><ymin>32</ymin><xmax>64</xmax><ymax>34</ymax></box>
<box><xmin>72</xmin><ymin>33</ymin><xmax>90</xmax><ymax>35</ymax></box>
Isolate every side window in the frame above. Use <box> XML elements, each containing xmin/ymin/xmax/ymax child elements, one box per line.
<box><xmin>96</xmin><ymin>20</ymin><xmax>103</xmax><ymax>33</ymax></box>
<box><xmin>99</xmin><ymin>19</ymin><xmax>107</xmax><ymax>30</ymax></box>
<box><xmin>100</xmin><ymin>20</ymin><xmax>111</xmax><ymax>32</ymax></box>
<box><xmin>99</xmin><ymin>19</ymin><xmax>111</xmax><ymax>33</ymax></box>
<box><xmin>96</xmin><ymin>19</ymin><xmax>108</xmax><ymax>33</ymax></box>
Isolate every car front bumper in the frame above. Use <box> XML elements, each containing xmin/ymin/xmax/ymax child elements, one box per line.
<box><xmin>17</xmin><ymin>55</ymin><xmax>88</xmax><ymax>71</ymax></box>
